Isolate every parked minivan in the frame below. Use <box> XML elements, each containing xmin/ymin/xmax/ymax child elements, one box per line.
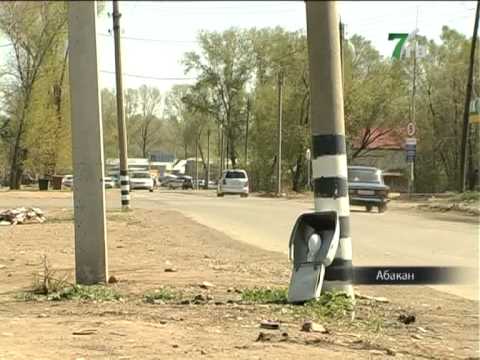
<box><xmin>217</xmin><ymin>169</ymin><xmax>249</xmax><ymax>197</ymax></box>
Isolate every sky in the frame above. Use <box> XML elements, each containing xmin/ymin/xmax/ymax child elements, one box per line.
<box><xmin>0</xmin><ymin>1</ymin><xmax>476</xmax><ymax>95</ymax></box>
<box><xmin>93</xmin><ymin>1</ymin><xmax>477</xmax><ymax>94</ymax></box>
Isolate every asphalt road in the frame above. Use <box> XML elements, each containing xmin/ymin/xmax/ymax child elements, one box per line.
<box><xmin>1</xmin><ymin>189</ymin><xmax>478</xmax><ymax>300</ymax></box>
<box><xmin>134</xmin><ymin>190</ymin><xmax>479</xmax><ymax>301</ymax></box>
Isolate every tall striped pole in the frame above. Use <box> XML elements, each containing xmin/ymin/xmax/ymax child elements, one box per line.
<box><xmin>306</xmin><ymin>1</ymin><xmax>353</xmax><ymax>297</ymax></box>
<box><xmin>113</xmin><ymin>0</ymin><xmax>130</xmax><ymax>210</ymax></box>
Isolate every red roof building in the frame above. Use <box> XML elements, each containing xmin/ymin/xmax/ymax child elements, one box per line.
<box><xmin>351</xmin><ymin>128</ymin><xmax>407</xmax><ymax>150</ymax></box>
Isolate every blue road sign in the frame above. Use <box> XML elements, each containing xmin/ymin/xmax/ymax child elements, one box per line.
<box><xmin>405</xmin><ymin>138</ymin><xmax>416</xmax><ymax>162</ymax></box>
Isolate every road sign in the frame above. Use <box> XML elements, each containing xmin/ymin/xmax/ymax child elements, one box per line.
<box><xmin>405</xmin><ymin>137</ymin><xmax>416</xmax><ymax>162</ymax></box>
<box><xmin>406</xmin><ymin>122</ymin><xmax>416</xmax><ymax>137</ymax></box>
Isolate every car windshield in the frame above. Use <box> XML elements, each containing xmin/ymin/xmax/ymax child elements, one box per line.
<box><xmin>348</xmin><ymin>169</ymin><xmax>381</xmax><ymax>183</ymax></box>
<box><xmin>225</xmin><ymin>171</ymin><xmax>246</xmax><ymax>179</ymax></box>
<box><xmin>132</xmin><ymin>173</ymin><xmax>150</xmax><ymax>179</ymax></box>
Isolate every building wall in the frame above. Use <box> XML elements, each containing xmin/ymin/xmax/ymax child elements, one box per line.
<box><xmin>350</xmin><ymin>149</ymin><xmax>407</xmax><ymax>172</ymax></box>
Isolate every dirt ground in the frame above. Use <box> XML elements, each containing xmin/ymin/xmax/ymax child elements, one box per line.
<box><xmin>0</xmin><ymin>207</ymin><xmax>478</xmax><ymax>359</ymax></box>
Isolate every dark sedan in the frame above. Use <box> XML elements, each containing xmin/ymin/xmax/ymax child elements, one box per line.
<box><xmin>348</xmin><ymin>166</ymin><xmax>390</xmax><ymax>213</ymax></box>
<box><xmin>168</xmin><ymin>176</ymin><xmax>193</xmax><ymax>190</ymax></box>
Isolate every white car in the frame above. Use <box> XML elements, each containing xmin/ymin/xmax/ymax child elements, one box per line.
<box><xmin>217</xmin><ymin>169</ymin><xmax>249</xmax><ymax>197</ymax></box>
<box><xmin>62</xmin><ymin>175</ymin><xmax>118</xmax><ymax>189</ymax></box>
<box><xmin>62</xmin><ymin>175</ymin><xmax>73</xmax><ymax>188</ymax></box>
<box><xmin>130</xmin><ymin>172</ymin><xmax>154</xmax><ymax>192</ymax></box>
<box><xmin>103</xmin><ymin>177</ymin><xmax>115</xmax><ymax>189</ymax></box>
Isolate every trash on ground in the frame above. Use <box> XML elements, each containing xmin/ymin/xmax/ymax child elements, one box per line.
<box><xmin>260</xmin><ymin>320</ymin><xmax>280</xmax><ymax>330</ymax></box>
<box><xmin>398</xmin><ymin>313</ymin><xmax>416</xmax><ymax>325</ymax></box>
<box><xmin>0</xmin><ymin>207</ymin><xmax>46</xmax><ymax>225</ymax></box>
<box><xmin>301</xmin><ymin>320</ymin><xmax>328</xmax><ymax>333</ymax></box>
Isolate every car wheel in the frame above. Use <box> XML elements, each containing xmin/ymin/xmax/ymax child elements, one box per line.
<box><xmin>240</xmin><ymin>193</ymin><xmax>248</xmax><ymax>198</ymax></box>
<box><xmin>378</xmin><ymin>204</ymin><xmax>387</xmax><ymax>213</ymax></box>
<box><xmin>217</xmin><ymin>193</ymin><xmax>224</xmax><ymax>197</ymax></box>
<box><xmin>366</xmin><ymin>205</ymin><xmax>373</xmax><ymax>212</ymax></box>
<box><xmin>149</xmin><ymin>188</ymin><xmax>154</xmax><ymax>192</ymax></box>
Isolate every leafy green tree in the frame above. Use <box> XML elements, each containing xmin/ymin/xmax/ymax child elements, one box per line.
<box><xmin>183</xmin><ymin>28</ymin><xmax>256</xmax><ymax>168</ymax></box>
<box><xmin>343</xmin><ymin>35</ymin><xmax>409</xmax><ymax>161</ymax></box>
<box><xmin>0</xmin><ymin>1</ymin><xmax>68</xmax><ymax>187</ymax></box>
<box><xmin>415</xmin><ymin>27</ymin><xmax>477</xmax><ymax>191</ymax></box>
<box><xmin>248</xmin><ymin>27</ymin><xmax>309</xmax><ymax>191</ymax></box>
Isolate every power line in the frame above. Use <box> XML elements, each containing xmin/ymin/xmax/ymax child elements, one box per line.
<box><xmin>353</xmin><ymin>12</ymin><xmax>475</xmax><ymax>31</ymax></box>
<box><xmin>353</xmin><ymin>7</ymin><xmax>474</xmax><ymax>28</ymax></box>
<box><xmin>100</xmin><ymin>70</ymin><xmax>196</xmax><ymax>81</ymax></box>
<box><xmin>123</xmin><ymin>9</ymin><xmax>302</xmax><ymax>16</ymax></box>
<box><xmin>97</xmin><ymin>32</ymin><xmax>198</xmax><ymax>44</ymax></box>
<box><xmin>119</xmin><ymin>4</ymin><xmax>303</xmax><ymax>15</ymax></box>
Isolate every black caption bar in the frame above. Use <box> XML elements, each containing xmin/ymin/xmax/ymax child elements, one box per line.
<box><xmin>326</xmin><ymin>266</ymin><xmax>473</xmax><ymax>285</ymax></box>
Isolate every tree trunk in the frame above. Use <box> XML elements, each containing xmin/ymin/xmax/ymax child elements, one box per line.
<box><xmin>292</xmin><ymin>152</ymin><xmax>304</xmax><ymax>192</ymax></box>
<box><xmin>228</xmin><ymin>127</ymin><xmax>236</xmax><ymax>168</ymax></box>
<box><xmin>9</xmin><ymin>97</ymin><xmax>29</xmax><ymax>190</ymax></box>
<box><xmin>51</xmin><ymin>47</ymin><xmax>69</xmax><ymax>175</ymax></box>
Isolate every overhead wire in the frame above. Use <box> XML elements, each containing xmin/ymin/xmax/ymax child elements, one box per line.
<box><xmin>353</xmin><ymin>12</ymin><xmax>475</xmax><ymax>31</ymax></box>
<box><xmin>97</xmin><ymin>32</ymin><xmax>198</xmax><ymax>44</ymax></box>
<box><xmin>99</xmin><ymin>70</ymin><xmax>196</xmax><ymax>81</ymax></box>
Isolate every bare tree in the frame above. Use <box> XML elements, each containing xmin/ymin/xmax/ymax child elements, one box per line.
<box><xmin>135</xmin><ymin>85</ymin><xmax>162</xmax><ymax>158</ymax></box>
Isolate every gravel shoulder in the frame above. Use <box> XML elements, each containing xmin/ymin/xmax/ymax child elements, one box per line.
<box><xmin>0</xmin><ymin>208</ymin><xmax>478</xmax><ymax>359</ymax></box>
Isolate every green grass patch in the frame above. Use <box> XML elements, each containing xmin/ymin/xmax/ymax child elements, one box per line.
<box><xmin>143</xmin><ymin>287</ymin><xmax>178</xmax><ymax>304</ymax></box>
<box><xmin>241</xmin><ymin>287</ymin><xmax>354</xmax><ymax>320</ymax></box>
<box><xmin>292</xmin><ymin>292</ymin><xmax>354</xmax><ymax>319</ymax></box>
<box><xmin>48</xmin><ymin>284</ymin><xmax>121</xmax><ymax>301</ymax></box>
<box><xmin>18</xmin><ymin>284</ymin><xmax>121</xmax><ymax>302</ymax></box>
<box><xmin>240</xmin><ymin>287</ymin><xmax>288</xmax><ymax>304</ymax></box>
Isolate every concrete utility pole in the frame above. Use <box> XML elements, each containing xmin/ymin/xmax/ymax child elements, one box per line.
<box><xmin>277</xmin><ymin>71</ymin><xmax>284</xmax><ymax>196</ymax></box>
<box><xmin>460</xmin><ymin>0</ymin><xmax>479</xmax><ymax>192</ymax></box>
<box><xmin>244</xmin><ymin>98</ymin><xmax>250</xmax><ymax>167</ymax></box>
<box><xmin>112</xmin><ymin>0</ymin><xmax>130</xmax><ymax>210</ymax></box>
<box><xmin>205</xmin><ymin>128</ymin><xmax>210</xmax><ymax>190</ymax></box>
<box><xmin>339</xmin><ymin>20</ymin><xmax>345</xmax><ymax>88</ymax></box>
<box><xmin>226</xmin><ymin>137</ymin><xmax>230</xmax><ymax>170</ymax></box>
<box><xmin>306</xmin><ymin>1</ymin><xmax>353</xmax><ymax>297</ymax></box>
<box><xmin>409</xmin><ymin>7</ymin><xmax>419</xmax><ymax>196</ymax></box>
<box><xmin>219</xmin><ymin>123</ymin><xmax>224</xmax><ymax>179</ymax></box>
<box><xmin>306</xmin><ymin>148</ymin><xmax>311</xmax><ymax>190</ymax></box>
<box><xmin>195</xmin><ymin>134</ymin><xmax>199</xmax><ymax>190</ymax></box>
<box><xmin>68</xmin><ymin>1</ymin><xmax>108</xmax><ymax>285</ymax></box>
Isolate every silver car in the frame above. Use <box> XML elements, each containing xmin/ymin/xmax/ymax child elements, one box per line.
<box><xmin>217</xmin><ymin>169</ymin><xmax>249</xmax><ymax>197</ymax></box>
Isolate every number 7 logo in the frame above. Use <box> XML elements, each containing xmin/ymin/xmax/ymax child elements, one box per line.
<box><xmin>388</xmin><ymin>33</ymin><xmax>408</xmax><ymax>60</ymax></box>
